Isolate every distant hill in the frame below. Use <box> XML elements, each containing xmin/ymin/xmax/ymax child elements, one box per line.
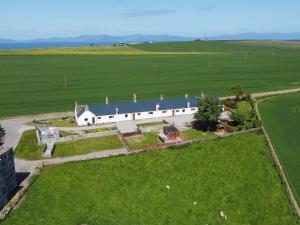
<box><xmin>1</xmin><ymin>33</ymin><xmax>300</xmax><ymax>44</ymax></box>
<box><xmin>208</xmin><ymin>32</ymin><xmax>300</xmax><ymax>40</ymax></box>
<box><xmin>0</xmin><ymin>38</ymin><xmax>15</xmax><ymax>43</ymax></box>
<box><xmin>0</xmin><ymin>34</ymin><xmax>194</xmax><ymax>44</ymax></box>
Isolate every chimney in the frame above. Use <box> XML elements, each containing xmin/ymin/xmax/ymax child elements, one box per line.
<box><xmin>85</xmin><ymin>104</ymin><xmax>89</xmax><ymax>111</ymax></box>
<box><xmin>187</xmin><ymin>101</ymin><xmax>190</xmax><ymax>108</ymax></box>
<box><xmin>185</xmin><ymin>93</ymin><xmax>188</xmax><ymax>99</ymax></box>
<box><xmin>160</xmin><ymin>94</ymin><xmax>164</xmax><ymax>101</ymax></box>
<box><xmin>105</xmin><ymin>96</ymin><xmax>109</xmax><ymax>105</ymax></box>
<box><xmin>156</xmin><ymin>104</ymin><xmax>160</xmax><ymax>111</ymax></box>
<box><xmin>133</xmin><ymin>93</ymin><xmax>137</xmax><ymax>103</ymax></box>
<box><xmin>201</xmin><ymin>92</ymin><xmax>205</xmax><ymax>98</ymax></box>
<box><xmin>115</xmin><ymin>107</ymin><xmax>119</xmax><ymax>114</ymax></box>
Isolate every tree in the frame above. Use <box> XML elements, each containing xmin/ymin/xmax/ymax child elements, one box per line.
<box><xmin>230</xmin><ymin>111</ymin><xmax>245</xmax><ymax>126</ymax></box>
<box><xmin>194</xmin><ymin>95</ymin><xmax>223</xmax><ymax>131</ymax></box>
<box><xmin>231</xmin><ymin>85</ymin><xmax>244</xmax><ymax>100</ymax></box>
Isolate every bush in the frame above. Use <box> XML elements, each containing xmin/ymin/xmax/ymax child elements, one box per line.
<box><xmin>253</xmin><ymin>119</ymin><xmax>262</xmax><ymax>128</ymax></box>
<box><xmin>223</xmin><ymin>99</ymin><xmax>238</xmax><ymax>109</ymax></box>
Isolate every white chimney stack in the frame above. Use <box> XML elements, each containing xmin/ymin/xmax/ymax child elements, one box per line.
<box><xmin>160</xmin><ymin>94</ymin><xmax>164</xmax><ymax>101</ymax></box>
<box><xmin>156</xmin><ymin>104</ymin><xmax>160</xmax><ymax>111</ymax></box>
<box><xmin>105</xmin><ymin>96</ymin><xmax>109</xmax><ymax>105</ymax></box>
<box><xmin>115</xmin><ymin>107</ymin><xmax>119</xmax><ymax>114</ymax></box>
<box><xmin>133</xmin><ymin>93</ymin><xmax>137</xmax><ymax>103</ymax></box>
<box><xmin>185</xmin><ymin>93</ymin><xmax>188</xmax><ymax>99</ymax></box>
<box><xmin>187</xmin><ymin>101</ymin><xmax>190</xmax><ymax>108</ymax></box>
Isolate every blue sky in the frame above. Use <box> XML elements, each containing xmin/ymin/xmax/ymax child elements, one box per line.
<box><xmin>1</xmin><ymin>0</ymin><xmax>300</xmax><ymax>40</ymax></box>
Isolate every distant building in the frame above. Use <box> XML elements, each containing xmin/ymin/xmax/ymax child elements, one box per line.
<box><xmin>75</xmin><ymin>95</ymin><xmax>201</xmax><ymax>126</ymax></box>
<box><xmin>0</xmin><ymin>148</ymin><xmax>17</xmax><ymax>209</ymax></box>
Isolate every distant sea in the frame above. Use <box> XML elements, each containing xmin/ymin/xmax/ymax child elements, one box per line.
<box><xmin>0</xmin><ymin>42</ymin><xmax>114</xmax><ymax>50</ymax></box>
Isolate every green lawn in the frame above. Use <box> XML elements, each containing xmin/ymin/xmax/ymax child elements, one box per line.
<box><xmin>3</xmin><ymin>133</ymin><xmax>297</xmax><ymax>225</ymax></box>
<box><xmin>182</xmin><ymin>128</ymin><xmax>216</xmax><ymax>140</ymax></box>
<box><xmin>236</xmin><ymin>100</ymin><xmax>252</xmax><ymax>116</ymax></box>
<box><xmin>53</xmin><ymin>135</ymin><xmax>123</xmax><ymax>157</ymax></box>
<box><xmin>1</xmin><ymin>41</ymin><xmax>300</xmax><ymax>118</ymax></box>
<box><xmin>259</xmin><ymin>92</ymin><xmax>300</xmax><ymax>204</ymax></box>
<box><xmin>14</xmin><ymin>130</ymin><xmax>45</xmax><ymax>160</ymax></box>
<box><xmin>126</xmin><ymin>132</ymin><xmax>160</xmax><ymax>149</ymax></box>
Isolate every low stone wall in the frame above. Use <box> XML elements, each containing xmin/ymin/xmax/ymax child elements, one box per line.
<box><xmin>0</xmin><ymin>167</ymin><xmax>40</xmax><ymax>220</ymax></box>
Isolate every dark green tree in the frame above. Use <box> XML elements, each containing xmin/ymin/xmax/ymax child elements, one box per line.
<box><xmin>230</xmin><ymin>111</ymin><xmax>245</xmax><ymax>126</ymax></box>
<box><xmin>194</xmin><ymin>95</ymin><xmax>223</xmax><ymax>131</ymax></box>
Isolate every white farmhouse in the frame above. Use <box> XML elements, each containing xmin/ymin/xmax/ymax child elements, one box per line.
<box><xmin>75</xmin><ymin>95</ymin><xmax>201</xmax><ymax>126</ymax></box>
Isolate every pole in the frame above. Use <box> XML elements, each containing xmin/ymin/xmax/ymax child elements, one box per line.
<box><xmin>244</xmin><ymin>51</ymin><xmax>248</xmax><ymax>63</ymax></box>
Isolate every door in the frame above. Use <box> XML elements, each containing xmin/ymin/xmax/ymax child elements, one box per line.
<box><xmin>132</xmin><ymin>113</ymin><xmax>136</xmax><ymax>121</ymax></box>
<box><xmin>92</xmin><ymin>117</ymin><xmax>95</xmax><ymax>124</ymax></box>
<box><xmin>172</xmin><ymin>110</ymin><xmax>175</xmax><ymax>116</ymax></box>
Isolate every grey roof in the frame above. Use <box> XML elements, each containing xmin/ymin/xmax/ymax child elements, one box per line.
<box><xmin>77</xmin><ymin>96</ymin><xmax>201</xmax><ymax>117</ymax></box>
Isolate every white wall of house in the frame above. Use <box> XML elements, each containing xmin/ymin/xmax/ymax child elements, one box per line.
<box><xmin>76</xmin><ymin>106</ymin><xmax>199</xmax><ymax>126</ymax></box>
<box><xmin>77</xmin><ymin>111</ymin><xmax>97</xmax><ymax>126</ymax></box>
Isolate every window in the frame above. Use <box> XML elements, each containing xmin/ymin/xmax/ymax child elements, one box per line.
<box><xmin>98</xmin><ymin>117</ymin><xmax>101</xmax><ymax>119</ymax></box>
<box><xmin>84</xmin><ymin>118</ymin><xmax>88</xmax><ymax>121</ymax></box>
<box><xmin>125</xmin><ymin>114</ymin><xmax>128</xmax><ymax>118</ymax></box>
<box><xmin>162</xmin><ymin>111</ymin><xmax>167</xmax><ymax>113</ymax></box>
<box><xmin>176</xmin><ymin>110</ymin><xmax>179</xmax><ymax>112</ymax></box>
<box><xmin>148</xmin><ymin>112</ymin><xmax>153</xmax><ymax>115</ymax></box>
<box><xmin>182</xmin><ymin>109</ymin><xmax>185</xmax><ymax>112</ymax></box>
<box><xmin>109</xmin><ymin>115</ymin><xmax>114</xmax><ymax>119</ymax></box>
<box><xmin>137</xmin><ymin>113</ymin><xmax>141</xmax><ymax>116</ymax></box>
<box><xmin>191</xmin><ymin>108</ymin><xmax>196</xmax><ymax>111</ymax></box>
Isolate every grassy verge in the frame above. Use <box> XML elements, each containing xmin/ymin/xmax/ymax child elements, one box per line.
<box><xmin>3</xmin><ymin>133</ymin><xmax>297</xmax><ymax>225</ymax></box>
<box><xmin>137</xmin><ymin>121</ymin><xmax>165</xmax><ymax>127</ymax></box>
<box><xmin>59</xmin><ymin>131</ymin><xmax>75</xmax><ymax>137</ymax></box>
<box><xmin>126</xmin><ymin>132</ymin><xmax>160</xmax><ymax>148</ymax></box>
<box><xmin>84</xmin><ymin>127</ymin><xmax>113</xmax><ymax>133</ymax></box>
<box><xmin>27</xmin><ymin>118</ymin><xmax>77</xmax><ymax>127</ymax></box>
<box><xmin>14</xmin><ymin>130</ymin><xmax>45</xmax><ymax>160</ymax></box>
<box><xmin>53</xmin><ymin>135</ymin><xmax>123</xmax><ymax>157</ymax></box>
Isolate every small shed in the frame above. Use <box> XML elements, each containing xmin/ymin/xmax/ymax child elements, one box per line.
<box><xmin>117</xmin><ymin>121</ymin><xmax>141</xmax><ymax>137</ymax></box>
<box><xmin>163</xmin><ymin>125</ymin><xmax>179</xmax><ymax>140</ymax></box>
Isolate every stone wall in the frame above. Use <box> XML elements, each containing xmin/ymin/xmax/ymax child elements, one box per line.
<box><xmin>0</xmin><ymin>148</ymin><xmax>17</xmax><ymax>209</ymax></box>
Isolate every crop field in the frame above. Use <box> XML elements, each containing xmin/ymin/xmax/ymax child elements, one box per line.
<box><xmin>259</xmin><ymin>92</ymin><xmax>300</xmax><ymax>204</ymax></box>
<box><xmin>1</xmin><ymin>41</ymin><xmax>300</xmax><ymax>117</ymax></box>
<box><xmin>2</xmin><ymin>132</ymin><xmax>298</xmax><ymax>225</ymax></box>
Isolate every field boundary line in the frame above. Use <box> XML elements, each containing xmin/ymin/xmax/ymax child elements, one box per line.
<box><xmin>255</xmin><ymin>99</ymin><xmax>300</xmax><ymax>218</ymax></box>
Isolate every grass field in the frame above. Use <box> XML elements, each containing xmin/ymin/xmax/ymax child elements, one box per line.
<box><xmin>182</xmin><ymin>128</ymin><xmax>216</xmax><ymax>140</ymax></box>
<box><xmin>1</xmin><ymin>41</ymin><xmax>300</xmax><ymax>118</ymax></box>
<box><xmin>2</xmin><ymin>133</ymin><xmax>297</xmax><ymax>225</ymax></box>
<box><xmin>259</xmin><ymin>92</ymin><xmax>300</xmax><ymax>204</ymax></box>
<box><xmin>14</xmin><ymin>130</ymin><xmax>45</xmax><ymax>160</ymax></box>
<box><xmin>53</xmin><ymin>135</ymin><xmax>123</xmax><ymax>157</ymax></box>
